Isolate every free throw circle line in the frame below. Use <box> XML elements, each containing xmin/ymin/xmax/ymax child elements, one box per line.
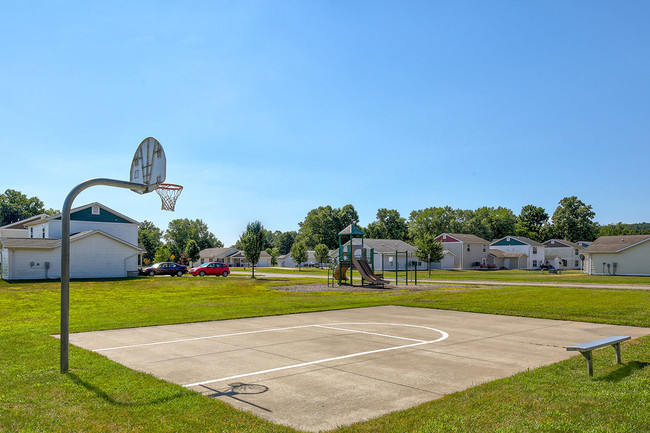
<box><xmin>182</xmin><ymin>323</ymin><xmax>449</xmax><ymax>388</ymax></box>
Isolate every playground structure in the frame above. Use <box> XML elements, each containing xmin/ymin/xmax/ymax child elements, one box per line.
<box><xmin>329</xmin><ymin>225</ymin><xmax>418</xmax><ymax>287</ymax></box>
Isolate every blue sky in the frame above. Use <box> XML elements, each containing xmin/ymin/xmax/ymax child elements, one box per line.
<box><xmin>1</xmin><ymin>1</ymin><xmax>649</xmax><ymax>246</ymax></box>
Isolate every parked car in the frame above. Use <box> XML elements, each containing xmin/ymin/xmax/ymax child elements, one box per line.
<box><xmin>140</xmin><ymin>262</ymin><xmax>188</xmax><ymax>277</ymax></box>
<box><xmin>189</xmin><ymin>262</ymin><xmax>230</xmax><ymax>277</ymax></box>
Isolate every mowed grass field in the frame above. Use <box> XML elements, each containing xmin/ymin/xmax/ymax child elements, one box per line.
<box><xmin>2</xmin><ymin>275</ymin><xmax>650</xmax><ymax>432</ymax></box>
<box><xmin>237</xmin><ymin>267</ymin><xmax>650</xmax><ymax>285</ymax></box>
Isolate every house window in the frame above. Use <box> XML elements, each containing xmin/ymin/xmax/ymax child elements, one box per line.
<box><xmin>575</xmin><ymin>249</ymin><xmax>579</xmax><ymax>256</ymax></box>
<box><xmin>42</xmin><ymin>227</ymin><xmax>45</xmax><ymax>238</ymax></box>
<box><xmin>483</xmin><ymin>245</ymin><xmax>486</xmax><ymax>252</ymax></box>
<box><xmin>92</xmin><ymin>205</ymin><xmax>100</xmax><ymax>215</ymax></box>
<box><xmin>533</xmin><ymin>260</ymin><xmax>537</xmax><ymax>267</ymax></box>
<box><xmin>575</xmin><ymin>260</ymin><xmax>579</xmax><ymax>267</ymax></box>
<box><xmin>30</xmin><ymin>227</ymin><xmax>33</xmax><ymax>238</ymax></box>
<box><xmin>533</xmin><ymin>247</ymin><xmax>538</xmax><ymax>254</ymax></box>
<box><xmin>466</xmin><ymin>244</ymin><xmax>470</xmax><ymax>252</ymax></box>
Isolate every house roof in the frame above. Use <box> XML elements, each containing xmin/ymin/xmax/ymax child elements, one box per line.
<box><xmin>543</xmin><ymin>239</ymin><xmax>583</xmax><ymax>249</ymax></box>
<box><xmin>339</xmin><ymin>238</ymin><xmax>417</xmax><ymax>253</ymax></box>
<box><xmin>0</xmin><ymin>230</ymin><xmax>141</xmax><ymax>250</ymax></box>
<box><xmin>25</xmin><ymin>202</ymin><xmax>140</xmax><ymax>226</ymax></box>
<box><xmin>584</xmin><ymin>235</ymin><xmax>650</xmax><ymax>254</ymax></box>
<box><xmin>491</xmin><ymin>235</ymin><xmax>543</xmax><ymax>247</ymax></box>
<box><xmin>230</xmin><ymin>250</ymin><xmax>271</xmax><ymax>259</ymax></box>
<box><xmin>0</xmin><ymin>214</ymin><xmax>49</xmax><ymax>230</ymax></box>
<box><xmin>199</xmin><ymin>247</ymin><xmax>238</xmax><ymax>258</ymax></box>
<box><xmin>489</xmin><ymin>250</ymin><xmax>527</xmax><ymax>258</ymax></box>
<box><xmin>438</xmin><ymin>233</ymin><xmax>490</xmax><ymax>244</ymax></box>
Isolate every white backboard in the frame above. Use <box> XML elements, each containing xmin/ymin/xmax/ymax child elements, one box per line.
<box><xmin>130</xmin><ymin>137</ymin><xmax>166</xmax><ymax>194</ymax></box>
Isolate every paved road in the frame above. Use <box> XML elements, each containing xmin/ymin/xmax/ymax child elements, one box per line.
<box><xmin>230</xmin><ymin>270</ymin><xmax>650</xmax><ymax>290</ymax></box>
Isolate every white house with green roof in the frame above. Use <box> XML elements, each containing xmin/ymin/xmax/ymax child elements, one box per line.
<box><xmin>489</xmin><ymin>236</ymin><xmax>545</xmax><ymax>269</ymax></box>
<box><xmin>0</xmin><ymin>203</ymin><xmax>142</xmax><ymax>280</ymax></box>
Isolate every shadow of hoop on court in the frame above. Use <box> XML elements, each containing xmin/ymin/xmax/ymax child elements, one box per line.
<box><xmin>201</xmin><ymin>382</ymin><xmax>271</xmax><ymax>413</ymax></box>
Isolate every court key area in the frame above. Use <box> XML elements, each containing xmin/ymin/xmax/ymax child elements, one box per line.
<box><xmin>69</xmin><ymin>306</ymin><xmax>650</xmax><ymax>432</ymax></box>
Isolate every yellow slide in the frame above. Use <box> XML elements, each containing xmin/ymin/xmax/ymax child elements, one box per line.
<box><xmin>333</xmin><ymin>264</ymin><xmax>349</xmax><ymax>281</ymax></box>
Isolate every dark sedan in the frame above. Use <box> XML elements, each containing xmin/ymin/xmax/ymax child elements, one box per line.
<box><xmin>140</xmin><ymin>262</ymin><xmax>188</xmax><ymax>277</ymax></box>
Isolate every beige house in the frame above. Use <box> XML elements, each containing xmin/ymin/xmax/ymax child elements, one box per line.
<box><xmin>543</xmin><ymin>239</ymin><xmax>585</xmax><ymax>270</ymax></box>
<box><xmin>197</xmin><ymin>247</ymin><xmax>271</xmax><ymax>267</ymax></box>
<box><xmin>434</xmin><ymin>233</ymin><xmax>490</xmax><ymax>269</ymax></box>
<box><xmin>583</xmin><ymin>235</ymin><xmax>650</xmax><ymax>276</ymax></box>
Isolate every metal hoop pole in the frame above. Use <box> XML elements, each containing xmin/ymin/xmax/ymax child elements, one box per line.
<box><xmin>61</xmin><ymin>178</ymin><xmax>146</xmax><ymax>373</ymax></box>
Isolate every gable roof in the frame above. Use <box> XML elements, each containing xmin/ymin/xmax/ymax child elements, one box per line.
<box><xmin>340</xmin><ymin>238</ymin><xmax>416</xmax><ymax>253</ymax></box>
<box><xmin>0</xmin><ymin>214</ymin><xmax>49</xmax><ymax>230</ymax></box>
<box><xmin>543</xmin><ymin>239</ymin><xmax>582</xmax><ymax>249</ymax></box>
<box><xmin>437</xmin><ymin>233</ymin><xmax>490</xmax><ymax>244</ymax></box>
<box><xmin>491</xmin><ymin>235</ymin><xmax>543</xmax><ymax>247</ymax></box>
<box><xmin>199</xmin><ymin>247</ymin><xmax>238</xmax><ymax>258</ymax></box>
<box><xmin>25</xmin><ymin>202</ymin><xmax>139</xmax><ymax>226</ymax></box>
<box><xmin>489</xmin><ymin>250</ymin><xmax>527</xmax><ymax>258</ymax></box>
<box><xmin>0</xmin><ymin>230</ymin><xmax>141</xmax><ymax>250</ymax></box>
<box><xmin>584</xmin><ymin>235</ymin><xmax>650</xmax><ymax>254</ymax></box>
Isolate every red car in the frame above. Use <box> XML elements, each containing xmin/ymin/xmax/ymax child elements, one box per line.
<box><xmin>189</xmin><ymin>262</ymin><xmax>230</xmax><ymax>277</ymax></box>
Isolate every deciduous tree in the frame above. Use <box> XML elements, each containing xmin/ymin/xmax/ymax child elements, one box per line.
<box><xmin>413</xmin><ymin>234</ymin><xmax>444</xmax><ymax>275</ymax></box>
<box><xmin>314</xmin><ymin>243</ymin><xmax>330</xmax><ymax>266</ymax></box>
<box><xmin>290</xmin><ymin>241</ymin><xmax>308</xmax><ymax>271</ymax></box>
<box><xmin>185</xmin><ymin>239</ymin><xmax>201</xmax><ymax>265</ymax></box>
<box><xmin>298</xmin><ymin>205</ymin><xmax>359</xmax><ymax>249</ymax></box>
<box><xmin>365</xmin><ymin>209</ymin><xmax>408</xmax><ymax>240</ymax></box>
<box><xmin>552</xmin><ymin>196</ymin><xmax>598</xmax><ymax>242</ymax></box>
<box><xmin>0</xmin><ymin>189</ymin><xmax>46</xmax><ymax>226</ymax></box>
<box><xmin>239</xmin><ymin>221</ymin><xmax>265</xmax><ymax>278</ymax></box>
<box><xmin>516</xmin><ymin>205</ymin><xmax>549</xmax><ymax>242</ymax></box>
<box><xmin>138</xmin><ymin>220</ymin><xmax>163</xmax><ymax>262</ymax></box>
<box><xmin>164</xmin><ymin>219</ymin><xmax>222</xmax><ymax>258</ymax></box>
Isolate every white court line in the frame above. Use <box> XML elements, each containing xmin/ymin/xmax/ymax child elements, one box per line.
<box><xmin>94</xmin><ymin>324</ymin><xmax>318</xmax><ymax>352</ymax></box>
<box><xmin>315</xmin><ymin>325</ymin><xmax>426</xmax><ymax>343</ymax></box>
<box><xmin>182</xmin><ymin>323</ymin><xmax>449</xmax><ymax>388</ymax></box>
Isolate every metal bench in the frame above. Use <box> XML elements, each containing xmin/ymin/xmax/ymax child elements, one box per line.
<box><xmin>566</xmin><ymin>336</ymin><xmax>631</xmax><ymax>376</ymax></box>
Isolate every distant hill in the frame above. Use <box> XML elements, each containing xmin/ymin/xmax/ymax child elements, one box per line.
<box><xmin>599</xmin><ymin>222</ymin><xmax>650</xmax><ymax>236</ymax></box>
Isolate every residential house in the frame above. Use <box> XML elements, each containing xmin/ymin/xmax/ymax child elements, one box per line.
<box><xmin>0</xmin><ymin>203</ymin><xmax>142</xmax><ymax>280</ymax></box>
<box><xmin>197</xmin><ymin>247</ymin><xmax>271</xmax><ymax>267</ymax></box>
<box><xmin>433</xmin><ymin>233</ymin><xmax>490</xmax><ymax>269</ymax></box>
<box><xmin>489</xmin><ymin>236</ymin><xmax>545</xmax><ymax>269</ymax></box>
<box><xmin>583</xmin><ymin>235</ymin><xmax>650</xmax><ymax>276</ymax></box>
<box><xmin>278</xmin><ymin>250</ymin><xmax>322</xmax><ymax>267</ymax></box>
<box><xmin>543</xmin><ymin>239</ymin><xmax>585</xmax><ymax>270</ymax></box>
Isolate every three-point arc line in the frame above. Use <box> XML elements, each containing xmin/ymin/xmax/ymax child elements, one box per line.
<box><xmin>92</xmin><ymin>322</ymin><xmax>449</xmax><ymax>388</ymax></box>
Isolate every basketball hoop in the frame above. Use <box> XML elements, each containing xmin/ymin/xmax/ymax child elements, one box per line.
<box><xmin>156</xmin><ymin>183</ymin><xmax>183</xmax><ymax>211</ymax></box>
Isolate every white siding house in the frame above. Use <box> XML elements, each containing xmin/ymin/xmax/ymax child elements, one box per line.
<box><xmin>489</xmin><ymin>236</ymin><xmax>545</xmax><ymax>269</ymax></box>
<box><xmin>584</xmin><ymin>235</ymin><xmax>650</xmax><ymax>276</ymax></box>
<box><xmin>543</xmin><ymin>239</ymin><xmax>585</xmax><ymax>270</ymax></box>
<box><xmin>434</xmin><ymin>233</ymin><xmax>490</xmax><ymax>269</ymax></box>
<box><xmin>0</xmin><ymin>203</ymin><xmax>142</xmax><ymax>280</ymax></box>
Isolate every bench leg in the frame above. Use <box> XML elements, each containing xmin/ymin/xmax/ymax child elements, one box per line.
<box><xmin>580</xmin><ymin>351</ymin><xmax>593</xmax><ymax>376</ymax></box>
<box><xmin>614</xmin><ymin>343</ymin><xmax>622</xmax><ymax>364</ymax></box>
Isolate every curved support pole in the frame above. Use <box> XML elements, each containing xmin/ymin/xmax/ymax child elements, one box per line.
<box><xmin>61</xmin><ymin>178</ymin><xmax>146</xmax><ymax>373</ymax></box>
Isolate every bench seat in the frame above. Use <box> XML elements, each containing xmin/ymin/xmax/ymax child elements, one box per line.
<box><xmin>567</xmin><ymin>336</ymin><xmax>631</xmax><ymax>376</ymax></box>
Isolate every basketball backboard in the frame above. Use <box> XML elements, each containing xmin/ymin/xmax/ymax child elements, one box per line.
<box><xmin>130</xmin><ymin>137</ymin><xmax>166</xmax><ymax>193</ymax></box>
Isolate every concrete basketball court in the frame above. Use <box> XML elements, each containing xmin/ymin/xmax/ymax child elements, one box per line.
<box><xmin>69</xmin><ymin>306</ymin><xmax>650</xmax><ymax>432</ymax></box>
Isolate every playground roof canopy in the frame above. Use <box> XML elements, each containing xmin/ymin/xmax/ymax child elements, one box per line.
<box><xmin>339</xmin><ymin>224</ymin><xmax>364</xmax><ymax>236</ymax></box>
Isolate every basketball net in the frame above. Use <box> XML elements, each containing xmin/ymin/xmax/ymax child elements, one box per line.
<box><xmin>155</xmin><ymin>184</ymin><xmax>183</xmax><ymax>211</ymax></box>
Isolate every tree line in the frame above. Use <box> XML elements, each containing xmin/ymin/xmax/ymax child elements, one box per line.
<box><xmin>3</xmin><ymin>188</ymin><xmax>648</xmax><ymax>267</ymax></box>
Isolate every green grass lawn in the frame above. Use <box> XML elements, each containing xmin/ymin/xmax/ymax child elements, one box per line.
<box><xmin>2</xmin><ymin>275</ymin><xmax>650</xmax><ymax>432</ymax></box>
<box><xmin>235</xmin><ymin>266</ymin><xmax>650</xmax><ymax>286</ymax></box>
